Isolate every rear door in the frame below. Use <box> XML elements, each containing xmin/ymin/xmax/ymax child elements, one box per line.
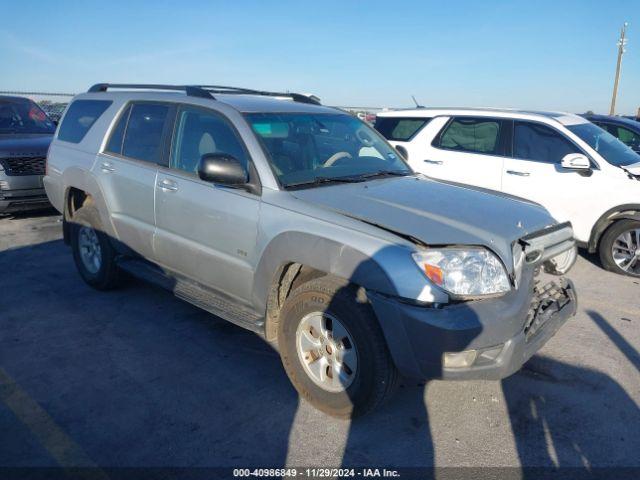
<box><xmin>423</xmin><ymin>116</ymin><xmax>509</xmax><ymax>191</ymax></box>
<box><xmin>95</xmin><ymin>101</ymin><xmax>174</xmax><ymax>260</ymax></box>
<box><xmin>153</xmin><ymin>104</ymin><xmax>261</xmax><ymax>303</ymax></box>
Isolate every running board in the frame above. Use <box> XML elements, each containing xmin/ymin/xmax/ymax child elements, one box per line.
<box><xmin>117</xmin><ymin>258</ymin><xmax>265</xmax><ymax>335</ymax></box>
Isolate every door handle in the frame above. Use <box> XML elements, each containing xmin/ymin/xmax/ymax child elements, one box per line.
<box><xmin>100</xmin><ymin>161</ymin><xmax>115</xmax><ymax>172</ymax></box>
<box><xmin>423</xmin><ymin>159</ymin><xmax>444</xmax><ymax>165</ymax></box>
<box><xmin>506</xmin><ymin>170</ymin><xmax>530</xmax><ymax>177</ymax></box>
<box><xmin>157</xmin><ymin>179</ymin><xmax>178</xmax><ymax>192</ymax></box>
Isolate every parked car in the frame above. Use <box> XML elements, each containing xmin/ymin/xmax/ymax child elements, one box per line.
<box><xmin>375</xmin><ymin>108</ymin><xmax>640</xmax><ymax>277</ymax></box>
<box><xmin>0</xmin><ymin>96</ymin><xmax>56</xmax><ymax>213</ymax></box>
<box><xmin>45</xmin><ymin>85</ymin><xmax>577</xmax><ymax>417</ymax></box>
<box><xmin>582</xmin><ymin>114</ymin><xmax>640</xmax><ymax>154</ymax></box>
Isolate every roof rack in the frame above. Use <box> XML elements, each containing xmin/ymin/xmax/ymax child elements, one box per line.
<box><xmin>88</xmin><ymin>83</ymin><xmax>213</xmax><ymax>99</ymax></box>
<box><xmin>196</xmin><ymin>85</ymin><xmax>321</xmax><ymax>105</ymax></box>
<box><xmin>87</xmin><ymin>83</ymin><xmax>321</xmax><ymax>105</ymax></box>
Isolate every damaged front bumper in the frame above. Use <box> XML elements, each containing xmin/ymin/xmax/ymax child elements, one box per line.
<box><xmin>368</xmin><ymin>271</ymin><xmax>577</xmax><ymax>380</ymax></box>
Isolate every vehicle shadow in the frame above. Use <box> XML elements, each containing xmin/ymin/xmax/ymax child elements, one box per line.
<box><xmin>325</xmin><ymin>253</ymin><xmax>484</xmax><ymax>473</ymax></box>
<box><xmin>0</xmin><ymin>238</ymin><xmax>300</xmax><ymax>473</ymax></box>
<box><xmin>0</xmin><ymin>206</ymin><xmax>58</xmax><ymax>220</ymax></box>
<box><xmin>502</xmin><ymin>341</ymin><xmax>640</xmax><ymax>476</ymax></box>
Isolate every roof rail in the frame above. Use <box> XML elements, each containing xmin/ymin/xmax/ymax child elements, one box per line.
<box><xmin>87</xmin><ymin>83</ymin><xmax>321</xmax><ymax>105</ymax></box>
<box><xmin>87</xmin><ymin>83</ymin><xmax>214</xmax><ymax>99</ymax></box>
<box><xmin>196</xmin><ymin>85</ymin><xmax>321</xmax><ymax>105</ymax></box>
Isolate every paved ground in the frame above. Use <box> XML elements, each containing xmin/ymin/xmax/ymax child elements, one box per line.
<box><xmin>0</xmin><ymin>210</ymin><xmax>639</xmax><ymax>473</ymax></box>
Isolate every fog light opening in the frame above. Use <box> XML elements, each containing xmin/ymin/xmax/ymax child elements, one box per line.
<box><xmin>443</xmin><ymin>350</ymin><xmax>478</xmax><ymax>369</ymax></box>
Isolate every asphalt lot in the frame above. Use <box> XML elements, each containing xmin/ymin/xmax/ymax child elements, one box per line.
<box><xmin>1</xmin><ymin>210</ymin><xmax>639</xmax><ymax>474</ymax></box>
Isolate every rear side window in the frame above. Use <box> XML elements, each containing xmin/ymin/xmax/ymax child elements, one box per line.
<box><xmin>58</xmin><ymin>100</ymin><xmax>112</xmax><ymax>143</ymax></box>
<box><xmin>437</xmin><ymin>117</ymin><xmax>502</xmax><ymax>154</ymax></box>
<box><xmin>374</xmin><ymin>117</ymin><xmax>430</xmax><ymax>141</ymax></box>
<box><xmin>513</xmin><ymin>121</ymin><xmax>579</xmax><ymax>164</ymax></box>
<box><xmin>121</xmin><ymin>103</ymin><xmax>170</xmax><ymax>163</ymax></box>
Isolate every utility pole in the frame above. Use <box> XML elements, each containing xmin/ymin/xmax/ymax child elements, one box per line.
<box><xmin>609</xmin><ymin>22</ymin><xmax>628</xmax><ymax>115</ymax></box>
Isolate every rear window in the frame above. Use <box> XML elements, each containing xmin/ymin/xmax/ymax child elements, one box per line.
<box><xmin>374</xmin><ymin>117</ymin><xmax>430</xmax><ymax>141</ymax></box>
<box><xmin>0</xmin><ymin>99</ymin><xmax>56</xmax><ymax>135</ymax></box>
<box><xmin>121</xmin><ymin>103</ymin><xmax>170</xmax><ymax>163</ymax></box>
<box><xmin>57</xmin><ymin>100</ymin><xmax>112</xmax><ymax>143</ymax></box>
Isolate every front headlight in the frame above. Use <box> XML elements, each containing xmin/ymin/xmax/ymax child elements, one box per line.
<box><xmin>412</xmin><ymin>248</ymin><xmax>511</xmax><ymax>297</ymax></box>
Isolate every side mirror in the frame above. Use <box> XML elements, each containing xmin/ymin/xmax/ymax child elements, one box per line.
<box><xmin>561</xmin><ymin>153</ymin><xmax>591</xmax><ymax>170</ymax></box>
<box><xmin>198</xmin><ymin>153</ymin><xmax>248</xmax><ymax>185</ymax></box>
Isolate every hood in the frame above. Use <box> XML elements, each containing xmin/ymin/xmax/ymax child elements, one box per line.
<box><xmin>622</xmin><ymin>162</ymin><xmax>640</xmax><ymax>176</ymax></box>
<box><xmin>0</xmin><ymin>134</ymin><xmax>53</xmax><ymax>158</ymax></box>
<box><xmin>291</xmin><ymin>176</ymin><xmax>557</xmax><ymax>268</ymax></box>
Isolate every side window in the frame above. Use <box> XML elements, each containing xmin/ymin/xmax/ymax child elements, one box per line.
<box><xmin>170</xmin><ymin>107</ymin><xmax>248</xmax><ymax>175</ymax></box>
<box><xmin>615</xmin><ymin>125</ymin><xmax>640</xmax><ymax>148</ymax></box>
<box><xmin>374</xmin><ymin>117</ymin><xmax>431</xmax><ymax>141</ymax></box>
<box><xmin>513</xmin><ymin>121</ymin><xmax>579</xmax><ymax>164</ymax></box>
<box><xmin>105</xmin><ymin>104</ymin><xmax>131</xmax><ymax>155</ymax></box>
<box><xmin>57</xmin><ymin>100</ymin><xmax>112</xmax><ymax>143</ymax></box>
<box><xmin>437</xmin><ymin>117</ymin><xmax>502</xmax><ymax>155</ymax></box>
<box><xmin>122</xmin><ymin>103</ymin><xmax>170</xmax><ymax>164</ymax></box>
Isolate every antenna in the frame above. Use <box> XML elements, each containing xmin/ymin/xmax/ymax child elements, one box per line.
<box><xmin>411</xmin><ymin>95</ymin><xmax>424</xmax><ymax>108</ymax></box>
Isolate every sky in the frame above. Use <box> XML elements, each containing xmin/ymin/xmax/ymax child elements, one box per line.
<box><xmin>1</xmin><ymin>0</ymin><xmax>638</xmax><ymax>114</ymax></box>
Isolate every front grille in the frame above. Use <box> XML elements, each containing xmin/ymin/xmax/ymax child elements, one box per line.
<box><xmin>0</xmin><ymin>157</ymin><xmax>46</xmax><ymax>176</ymax></box>
<box><xmin>524</xmin><ymin>274</ymin><xmax>572</xmax><ymax>342</ymax></box>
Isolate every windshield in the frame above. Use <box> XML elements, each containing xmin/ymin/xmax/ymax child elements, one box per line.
<box><xmin>0</xmin><ymin>99</ymin><xmax>56</xmax><ymax>135</ymax></box>
<box><xmin>567</xmin><ymin>122</ymin><xmax>640</xmax><ymax>167</ymax></box>
<box><xmin>245</xmin><ymin>113</ymin><xmax>412</xmax><ymax>188</ymax></box>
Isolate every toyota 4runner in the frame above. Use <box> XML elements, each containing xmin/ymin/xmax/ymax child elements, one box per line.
<box><xmin>45</xmin><ymin>84</ymin><xmax>578</xmax><ymax>417</ymax></box>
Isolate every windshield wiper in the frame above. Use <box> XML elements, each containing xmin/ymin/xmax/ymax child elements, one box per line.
<box><xmin>285</xmin><ymin>175</ymin><xmax>366</xmax><ymax>189</ymax></box>
<box><xmin>356</xmin><ymin>170</ymin><xmax>413</xmax><ymax>180</ymax></box>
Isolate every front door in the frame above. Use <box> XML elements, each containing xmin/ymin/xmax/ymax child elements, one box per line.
<box><xmin>500</xmin><ymin>120</ymin><xmax>599</xmax><ymax>241</ymax></box>
<box><xmin>154</xmin><ymin>104</ymin><xmax>260</xmax><ymax>303</ymax></box>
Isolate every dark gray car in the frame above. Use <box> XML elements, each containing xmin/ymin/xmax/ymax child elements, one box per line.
<box><xmin>0</xmin><ymin>96</ymin><xmax>55</xmax><ymax>213</ymax></box>
<box><xmin>44</xmin><ymin>84</ymin><xmax>578</xmax><ymax>417</ymax></box>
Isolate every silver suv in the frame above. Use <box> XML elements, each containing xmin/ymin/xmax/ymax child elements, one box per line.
<box><xmin>45</xmin><ymin>84</ymin><xmax>578</xmax><ymax>417</ymax></box>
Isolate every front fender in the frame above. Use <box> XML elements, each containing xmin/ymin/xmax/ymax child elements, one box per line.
<box><xmin>588</xmin><ymin>204</ymin><xmax>640</xmax><ymax>252</ymax></box>
<box><xmin>251</xmin><ymin>231</ymin><xmax>399</xmax><ymax>313</ymax></box>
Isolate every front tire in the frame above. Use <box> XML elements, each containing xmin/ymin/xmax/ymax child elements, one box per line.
<box><xmin>277</xmin><ymin>276</ymin><xmax>397</xmax><ymax>418</ymax></box>
<box><xmin>70</xmin><ymin>205</ymin><xmax>121</xmax><ymax>289</ymax></box>
<box><xmin>599</xmin><ymin>219</ymin><xmax>640</xmax><ymax>277</ymax></box>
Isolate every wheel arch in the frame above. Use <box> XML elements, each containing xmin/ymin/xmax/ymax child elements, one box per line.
<box><xmin>588</xmin><ymin>204</ymin><xmax>640</xmax><ymax>253</ymax></box>
<box><xmin>254</xmin><ymin>232</ymin><xmax>398</xmax><ymax>342</ymax></box>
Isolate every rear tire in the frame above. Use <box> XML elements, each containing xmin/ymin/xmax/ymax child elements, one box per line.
<box><xmin>277</xmin><ymin>276</ymin><xmax>397</xmax><ymax>418</ymax></box>
<box><xmin>70</xmin><ymin>205</ymin><xmax>121</xmax><ymax>289</ymax></box>
<box><xmin>599</xmin><ymin>219</ymin><xmax>640</xmax><ymax>277</ymax></box>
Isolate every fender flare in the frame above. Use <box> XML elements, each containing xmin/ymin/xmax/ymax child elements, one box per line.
<box><xmin>62</xmin><ymin>168</ymin><xmax>117</xmax><ymax>234</ymax></box>
<box><xmin>588</xmin><ymin>204</ymin><xmax>640</xmax><ymax>252</ymax></box>
<box><xmin>251</xmin><ymin>231</ymin><xmax>398</xmax><ymax>314</ymax></box>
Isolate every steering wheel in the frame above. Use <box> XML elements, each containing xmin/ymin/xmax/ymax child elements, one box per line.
<box><xmin>323</xmin><ymin>151</ymin><xmax>353</xmax><ymax>167</ymax></box>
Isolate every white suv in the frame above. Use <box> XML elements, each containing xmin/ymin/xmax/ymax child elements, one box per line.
<box><xmin>375</xmin><ymin>108</ymin><xmax>640</xmax><ymax>277</ymax></box>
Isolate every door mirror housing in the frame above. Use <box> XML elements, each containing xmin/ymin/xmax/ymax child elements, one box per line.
<box><xmin>561</xmin><ymin>153</ymin><xmax>591</xmax><ymax>170</ymax></box>
<box><xmin>198</xmin><ymin>153</ymin><xmax>249</xmax><ymax>185</ymax></box>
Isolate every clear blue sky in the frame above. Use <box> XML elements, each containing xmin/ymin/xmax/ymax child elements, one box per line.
<box><xmin>1</xmin><ymin>0</ymin><xmax>638</xmax><ymax>113</ymax></box>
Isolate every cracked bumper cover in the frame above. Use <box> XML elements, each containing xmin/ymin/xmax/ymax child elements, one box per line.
<box><xmin>368</xmin><ymin>273</ymin><xmax>578</xmax><ymax>380</ymax></box>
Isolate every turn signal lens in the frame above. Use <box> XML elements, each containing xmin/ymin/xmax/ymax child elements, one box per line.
<box><xmin>424</xmin><ymin>264</ymin><xmax>443</xmax><ymax>286</ymax></box>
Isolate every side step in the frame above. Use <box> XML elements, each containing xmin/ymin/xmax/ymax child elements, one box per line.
<box><xmin>117</xmin><ymin>257</ymin><xmax>265</xmax><ymax>335</ymax></box>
